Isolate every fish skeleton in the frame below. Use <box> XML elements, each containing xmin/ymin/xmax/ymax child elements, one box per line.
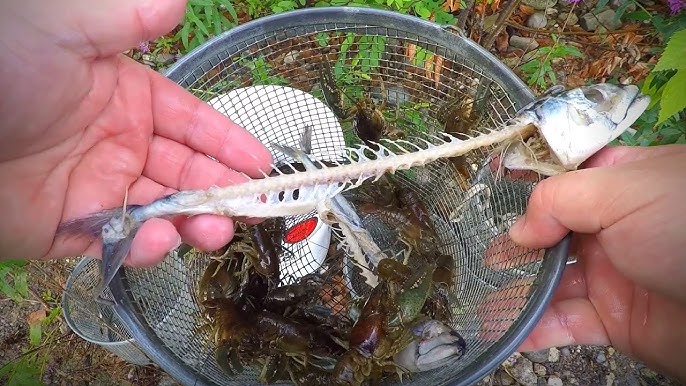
<box><xmin>57</xmin><ymin>83</ymin><xmax>649</xmax><ymax>297</ymax></box>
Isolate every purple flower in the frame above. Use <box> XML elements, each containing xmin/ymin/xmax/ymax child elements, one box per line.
<box><xmin>668</xmin><ymin>0</ymin><xmax>686</xmax><ymax>13</ymax></box>
<box><xmin>138</xmin><ymin>41</ymin><xmax>151</xmax><ymax>53</ymax></box>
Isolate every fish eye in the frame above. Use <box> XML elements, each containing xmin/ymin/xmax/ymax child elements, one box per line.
<box><xmin>582</xmin><ymin>88</ymin><xmax>605</xmax><ymax>104</ymax></box>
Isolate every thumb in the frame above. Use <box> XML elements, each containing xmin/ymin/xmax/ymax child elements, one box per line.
<box><xmin>507</xmin><ymin>169</ymin><xmax>604</xmax><ymax>248</ymax></box>
<box><xmin>508</xmin><ymin>145</ymin><xmax>682</xmax><ymax>249</ymax></box>
<box><xmin>25</xmin><ymin>0</ymin><xmax>187</xmax><ymax>58</ymax></box>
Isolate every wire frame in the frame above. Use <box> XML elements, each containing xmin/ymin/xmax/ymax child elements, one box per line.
<box><xmin>106</xmin><ymin>7</ymin><xmax>569</xmax><ymax>386</ymax></box>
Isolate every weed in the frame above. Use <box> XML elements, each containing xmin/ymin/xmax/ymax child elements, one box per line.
<box><xmin>0</xmin><ymin>260</ymin><xmax>29</xmax><ymax>303</ymax></box>
<box><xmin>519</xmin><ymin>36</ymin><xmax>583</xmax><ymax>90</ymax></box>
<box><xmin>176</xmin><ymin>0</ymin><xmax>239</xmax><ymax>52</ymax></box>
<box><xmin>0</xmin><ymin>261</ymin><xmax>64</xmax><ymax>386</ymax></box>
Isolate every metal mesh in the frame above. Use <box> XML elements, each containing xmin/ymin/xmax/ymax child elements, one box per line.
<box><xmin>62</xmin><ymin>257</ymin><xmax>151</xmax><ymax>366</ymax></box>
<box><xmin>103</xmin><ymin>8</ymin><xmax>567</xmax><ymax>386</ymax></box>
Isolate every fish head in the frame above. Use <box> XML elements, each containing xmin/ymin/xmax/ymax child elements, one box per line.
<box><xmin>503</xmin><ymin>83</ymin><xmax>650</xmax><ymax>175</ymax></box>
<box><xmin>393</xmin><ymin>319</ymin><xmax>466</xmax><ymax>372</ymax></box>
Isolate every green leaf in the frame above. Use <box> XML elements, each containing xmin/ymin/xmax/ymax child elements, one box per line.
<box><xmin>594</xmin><ymin>0</ymin><xmax>610</xmax><ymax>11</ymax></box>
<box><xmin>625</xmin><ymin>10</ymin><xmax>650</xmax><ymax>21</ymax></box>
<box><xmin>654</xmin><ymin>29</ymin><xmax>686</xmax><ymax>72</ymax></box>
<box><xmin>414</xmin><ymin>3</ymin><xmax>431</xmax><ymax>18</ymax></box>
<box><xmin>658</xmin><ymin>69</ymin><xmax>686</xmax><ymax>124</ymax></box>
<box><xmin>28</xmin><ymin>323</ymin><xmax>41</xmax><ymax>347</ymax></box>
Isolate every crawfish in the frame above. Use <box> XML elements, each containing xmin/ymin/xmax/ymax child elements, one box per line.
<box><xmin>423</xmin><ymin>252</ymin><xmax>456</xmax><ymax>323</ymax></box>
<box><xmin>197</xmin><ymin>256</ymin><xmax>242</xmax><ymax>305</ymax></box>
<box><xmin>393</xmin><ymin>181</ymin><xmax>436</xmax><ymax>238</ymax></box>
<box><xmin>256</xmin><ymin>311</ymin><xmax>347</xmax><ymax>364</ymax></box>
<box><xmin>208</xmin><ymin>298</ymin><xmax>260</xmax><ymax>375</ymax></box>
<box><xmin>262</xmin><ymin>274</ymin><xmax>324</xmax><ymax>314</ymax></box>
<box><xmin>357</xmin><ymin>202</ymin><xmax>431</xmax><ymax>259</ymax></box>
<box><xmin>332</xmin><ymin>260</ymin><xmax>436</xmax><ymax>386</ymax></box>
<box><xmin>247</xmin><ymin>219</ymin><xmax>284</xmax><ymax>281</ymax></box>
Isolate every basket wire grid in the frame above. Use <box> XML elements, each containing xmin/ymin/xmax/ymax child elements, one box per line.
<box><xmin>62</xmin><ymin>256</ymin><xmax>151</xmax><ymax>366</ymax></box>
<box><xmin>95</xmin><ymin>7</ymin><xmax>570</xmax><ymax>386</ymax></box>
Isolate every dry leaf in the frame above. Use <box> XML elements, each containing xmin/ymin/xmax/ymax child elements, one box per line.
<box><xmin>27</xmin><ymin>308</ymin><xmax>46</xmax><ymax>326</ymax></box>
<box><xmin>434</xmin><ymin>55</ymin><xmax>444</xmax><ymax>88</ymax></box>
<box><xmin>444</xmin><ymin>0</ymin><xmax>461</xmax><ymax>12</ymax></box>
<box><xmin>519</xmin><ymin>4</ymin><xmax>535</xmax><ymax>15</ymax></box>
<box><xmin>496</xmin><ymin>31</ymin><xmax>510</xmax><ymax>53</ymax></box>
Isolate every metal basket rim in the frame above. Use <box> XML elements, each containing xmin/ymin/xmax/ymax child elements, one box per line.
<box><xmin>107</xmin><ymin>7</ymin><xmax>569</xmax><ymax>386</ymax></box>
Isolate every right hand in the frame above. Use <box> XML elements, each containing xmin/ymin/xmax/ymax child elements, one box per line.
<box><xmin>507</xmin><ymin>144</ymin><xmax>686</xmax><ymax>381</ymax></box>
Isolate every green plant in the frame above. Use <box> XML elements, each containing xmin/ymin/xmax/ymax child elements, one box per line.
<box><xmin>240</xmin><ymin>56</ymin><xmax>289</xmax><ymax>85</ymax></box>
<box><xmin>519</xmin><ymin>36</ymin><xmax>583</xmax><ymax>90</ymax></box>
<box><xmin>0</xmin><ymin>306</ymin><xmax>63</xmax><ymax>386</ymax></box>
<box><xmin>176</xmin><ymin>0</ymin><xmax>239</xmax><ymax>53</ymax></box>
<box><xmin>0</xmin><ymin>260</ymin><xmax>29</xmax><ymax>303</ymax></box>
<box><xmin>270</xmin><ymin>0</ymin><xmax>307</xmax><ymax>13</ymax></box>
<box><xmin>618</xmin><ymin>27</ymin><xmax>686</xmax><ymax>146</ymax></box>
<box><xmin>314</xmin><ymin>0</ymin><xmax>456</xmax><ymax>25</ymax></box>
<box><xmin>642</xmin><ymin>28</ymin><xmax>686</xmax><ymax>125</ymax></box>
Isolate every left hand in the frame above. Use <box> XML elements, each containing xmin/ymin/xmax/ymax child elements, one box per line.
<box><xmin>0</xmin><ymin>0</ymin><xmax>272</xmax><ymax>266</ymax></box>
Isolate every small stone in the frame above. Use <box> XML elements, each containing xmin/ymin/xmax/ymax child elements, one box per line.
<box><xmin>611</xmin><ymin>0</ymin><xmax>637</xmax><ymax>11</ymax></box>
<box><xmin>524</xmin><ymin>349</ymin><xmax>550</xmax><ymax>363</ymax></box>
<box><xmin>527</xmin><ymin>13</ymin><xmax>548</xmax><ymax>29</ymax></box>
<box><xmin>579</xmin><ymin>12</ymin><xmax>600</xmax><ymax>31</ymax></box>
<box><xmin>548</xmin><ymin>347</ymin><xmax>560</xmax><ymax>362</ymax></box>
<box><xmin>157</xmin><ymin>53</ymin><xmax>176</xmax><ymax>65</ymax></box>
<box><xmin>580</xmin><ymin>9</ymin><xmax>622</xmax><ymax>32</ymax></box>
<box><xmin>610</xmin><ymin>358</ymin><xmax>617</xmax><ymax>371</ymax></box>
<box><xmin>537</xmin><ymin>378</ymin><xmax>548</xmax><ymax>386</ymax></box>
<box><xmin>283</xmin><ymin>50</ymin><xmax>299</xmax><ymax>65</ymax></box>
<box><xmin>522</xmin><ymin>0</ymin><xmax>557</xmax><ymax>10</ymax></box>
<box><xmin>545</xmin><ymin>7</ymin><xmax>558</xmax><ymax>16</ymax></box>
<box><xmin>596</xmin><ymin>351</ymin><xmax>607</xmax><ymax>365</ymax></box>
<box><xmin>640</xmin><ymin>367</ymin><xmax>658</xmax><ymax>379</ymax></box>
<box><xmin>607</xmin><ymin>347</ymin><xmax>615</xmax><ymax>356</ymax></box>
<box><xmin>560</xmin><ymin>347</ymin><xmax>571</xmax><ymax>357</ymax></box>
<box><xmin>605</xmin><ymin>372</ymin><xmax>616</xmax><ymax>386</ymax></box>
<box><xmin>502</xmin><ymin>352</ymin><xmax>522</xmax><ymax>367</ymax></box>
<box><xmin>511</xmin><ymin>357</ymin><xmax>538</xmax><ymax>386</ymax></box>
<box><xmin>534</xmin><ymin>363</ymin><xmax>547</xmax><ymax>376</ymax></box>
<box><xmin>568</xmin><ymin>377</ymin><xmax>580</xmax><ymax>385</ymax></box>
<box><xmin>558</xmin><ymin>12</ymin><xmax>579</xmax><ymax>26</ymax></box>
<box><xmin>596</xmin><ymin>9</ymin><xmax>623</xmax><ymax>30</ymax></box>
<box><xmin>548</xmin><ymin>376</ymin><xmax>563</xmax><ymax>386</ymax></box>
<box><xmin>498</xmin><ymin>370</ymin><xmax>516</xmax><ymax>385</ymax></box>
<box><xmin>620</xmin><ymin>374</ymin><xmax>641</xmax><ymax>386</ymax></box>
<box><xmin>157</xmin><ymin>374</ymin><xmax>181</xmax><ymax>386</ymax></box>
<box><xmin>509</xmin><ymin>35</ymin><xmax>539</xmax><ymax>50</ymax></box>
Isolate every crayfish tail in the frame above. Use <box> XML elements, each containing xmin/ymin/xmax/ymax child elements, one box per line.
<box><xmin>57</xmin><ymin>205</ymin><xmax>141</xmax><ymax>238</ymax></box>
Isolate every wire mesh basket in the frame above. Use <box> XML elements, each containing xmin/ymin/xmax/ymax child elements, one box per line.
<box><xmin>62</xmin><ymin>256</ymin><xmax>152</xmax><ymax>366</ymax></box>
<box><xmin>102</xmin><ymin>7</ymin><xmax>570</xmax><ymax>386</ymax></box>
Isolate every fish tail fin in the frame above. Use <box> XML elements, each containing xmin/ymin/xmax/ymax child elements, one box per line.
<box><xmin>57</xmin><ymin>205</ymin><xmax>142</xmax><ymax>298</ymax></box>
<box><xmin>57</xmin><ymin>205</ymin><xmax>141</xmax><ymax>238</ymax></box>
<box><xmin>98</xmin><ymin>225</ymin><xmax>139</xmax><ymax>297</ymax></box>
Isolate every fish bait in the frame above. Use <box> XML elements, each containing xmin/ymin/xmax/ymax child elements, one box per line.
<box><xmin>57</xmin><ymin>83</ymin><xmax>649</xmax><ymax>297</ymax></box>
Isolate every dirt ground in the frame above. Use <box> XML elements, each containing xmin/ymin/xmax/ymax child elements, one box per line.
<box><xmin>1</xmin><ymin>260</ymin><xmax>683</xmax><ymax>386</ymax></box>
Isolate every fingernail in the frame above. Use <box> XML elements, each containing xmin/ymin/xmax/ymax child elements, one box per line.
<box><xmin>171</xmin><ymin>235</ymin><xmax>182</xmax><ymax>251</ymax></box>
<box><xmin>508</xmin><ymin>216</ymin><xmax>525</xmax><ymax>237</ymax></box>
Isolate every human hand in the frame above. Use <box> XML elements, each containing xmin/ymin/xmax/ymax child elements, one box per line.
<box><xmin>508</xmin><ymin>144</ymin><xmax>686</xmax><ymax>381</ymax></box>
<box><xmin>0</xmin><ymin>0</ymin><xmax>271</xmax><ymax>266</ymax></box>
